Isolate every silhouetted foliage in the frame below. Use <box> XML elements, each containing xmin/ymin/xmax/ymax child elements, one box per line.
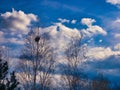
<box><xmin>0</xmin><ymin>59</ymin><xmax>8</xmax><ymax>90</ymax></box>
<box><xmin>0</xmin><ymin>59</ymin><xmax>8</xmax><ymax>80</ymax></box>
<box><xmin>6</xmin><ymin>71</ymin><xmax>19</xmax><ymax>90</ymax></box>
<box><xmin>0</xmin><ymin>49</ymin><xmax>19</xmax><ymax>90</ymax></box>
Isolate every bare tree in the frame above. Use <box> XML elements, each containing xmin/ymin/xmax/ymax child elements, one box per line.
<box><xmin>91</xmin><ymin>73</ymin><xmax>110</xmax><ymax>90</ymax></box>
<box><xmin>61</xmin><ymin>35</ymin><xmax>88</xmax><ymax>90</ymax></box>
<box><xmin>18</xmin><ymin>29</ymin><xmax>55</xmax><ymax>90</ymax></box>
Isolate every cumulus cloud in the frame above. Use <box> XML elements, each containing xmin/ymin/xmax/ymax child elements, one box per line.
<box><xmin>35</xmin><ymin>18</ymin><xmax>109</xmax><ymax>61</ymax></box>
<box><xmin>81</xmin><ymin>18</ymin><xmax>107</xmax><ymax>37</ymax></box>
<box><xmin>111</xmin><ymin>18</ymin><xmax>120</xmax><ymax>30</ymax></box>
<box><xmin>37</xmin><ymin>18</ymin><xmax>107</xmax><ymax>53</ymax></box>
<box><xmin>106</xmin><ymin>0</ymin><xmax>120</xmax><ymax>5</ymax></box>
<box><xmin>86</xmin><ymin>47</ymin><xmax>120</xmax><ymax>60</ymax></box>
<box><xmin>0</xmin><ymin>9</ymin><xmax>38</xmax><ymax>45</ymax></box>
<box><xmin>105</xmin><ymin>18</ymin><xmax>120</xmax><ymax>44</ymax></box>
<box><xmin>0</xmin><ymin>8</ymin><xmax>37</xmax><ymax>34</ymax></box>
<box><xmin>58</xmin><ymin>18</ymin><xmax>70</xmax><ymax>23</ymax></box>
<box><xmin>41</xmin><ymin>18</ymin><xmax>106</xmax><ymax>41</ymax></box>
<box><xmin>99</xmin><ymin>39</ymin><xmax>103</xmax><ymax>43</ymax></box>
<box><xmin>0</xmin><ymin>31</ymin><xmax>6</xmax><ymax>43</ymax></box>
<box><xmin>8</xmin><ymin>38</ymin><xmax>25</xmax><ymax>45</ymax></box>
<box><xmin>54</xmin><ymin>23</ymin><xmax>81</xmax><ymax>38</ymax></box>
<box><xmin>106</xmin><ymin>0</ymin><xmax>120</xmax><ymax>8</ymax></box>
<box><xmin>114</xmin><ymin>43</ymin><xmax>120</xmax><ymax>50</ymax></box>
<box><xmin>81</xmin><ymin>18</ymin><xmax>96</xmax><ymax>26</ymax></box>
<box><xmin>115</xmin><ymin>18</ymin><xmax>120</xmax><ymax>22</ymax></box>
<box><xmin>58</xmin><ymin>18</ymin><xmax>77</xmax><ymax>24</ymax></box>
<box><xmin>114</xmin><ymin>34</ymin><xmax>120</xmax><ymax>38</ymax></box>
<box><xmin>71</xmin><ymin>20</ymin><xmax>77</xmax><ymax>24</ymax></box>
<box><xmin>0</xmin><ymin>15</ymin><xmax>108</xmax><ymax>58</ymax></box>
<box><xmin>0</xmin><ymin>31</ymin><xmax>4</xmax><ymax>36</ymax></box>
<box><xmin>39</xmin><ymin>22</ymin><xmax>81</xmax><ymax>52</ymax></box>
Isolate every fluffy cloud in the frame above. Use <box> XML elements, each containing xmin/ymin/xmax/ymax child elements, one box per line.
<box><xmin>0</xmin><ymin>8</ymin><xmax>37</xmax><ymax>34</ymax></box>
<box><xmin>81</xmin><ymin>18</ymin><xmax>96</xmax><ymax>26</ymax></box>
<box><xmin>99</xmin><ymin>39</ymin><xmax>103</xmax><ymax>43</ymax></box>
<box><xmin>71</xmin><ymin>20</ymin><xmax>77</xmax><ymax>24</ymax></box>
<box><xmin>111</xmin><ymin>18</ymin><xmax>120</xmax><ymax>29</ymax></box>
<box><xmin>8</xmin><ymin>38</ymin><xmax>25</xmax><ymax>45</ymax></box>
<box><xmin>0</xmin><ymin>15</ymin><xmax>108</xmax><ymax>57</ymax></box>
<box><xmin>105</xmin><ymin>18</ymin><xmax>120</xmax><ymax>45</ymax></box>
<box><xmin>54</xmin><ymin>23</ymin><xmax>81</xmax><ymax>38</ymax></box>
<box><xmin>114</xmin><ymin>43</ymin><xmax>120</xmax><ymax>50</ymax></box>
<box><xmin>81</xmin><ymin>18</ymin><xmax>107</xmax><ymax>37</ymax></box>
<box><xmin>0</xmin><ymin>9</ymin><xmax>38</xmax><ymax>45</ymax></box>
<box><xmin>106</xmin><ymin>0</ymin><xmax>120</xmax><ymax>5</ymax></box>
<box><xmin>86</xmin><ymin>47</ymin><xmax>120</xmax><ymax>60</ymax></box>
<box><xmin>37</xmin><ymin>18</ymin><xmax>108</xmax><ymax>53</ymax></box>
<box><xmin>0</xmin><ymin>31</ymin><xmax>4</xmax><ymax>36</ymax></box>
<box><xmin>58</xmin><ymin>18</ymin><xmax>70</xmax><ymax>23</ymax></box>
<box><xmin>106</xmin><ymin>0</ymin><xmax>120</xmax><ymax>8</ymax></box>
<box><xmin>39</xmin><ymin>22</ymin><xmax>81</xmax><ymax>51</ymax></box>
<box><xmin>36</xmin><ymin>18</ymin><xmax>109</xmax><ymax>60</ymax></box>
<box><xmin>0</xmin><ymin>31</ymin><xmax>6</xmax><ymax>43</ymax></box>
<box><xmin>43</xmin><ymin>18</ymin><xmax>106</xmax><ymax>40</ymax></box>
<box><xmin>58</xmin><ymin>18</ymin><xmax>77</xmax><ymax>24</ymax></box>
<box><xmin>114</xmin><ymin>34</ymin><xmax>120</xmax><ymax>38</ymax></box>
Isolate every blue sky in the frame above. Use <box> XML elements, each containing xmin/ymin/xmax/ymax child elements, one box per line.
<box><xmin>0</xmin><ymin>0</ymin><xmax>120</xmax><ymax>82</ymax></box>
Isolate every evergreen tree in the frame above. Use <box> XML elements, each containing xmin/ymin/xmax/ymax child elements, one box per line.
<box><xmin>0</xmin><ymin>59</ymin><xmax>8</xmax><ymax>90</ymax></box>
<box><xmin>6</xmin><ymin>71</ymin><xmax>19</xmax><ymax>90</ymax></box>
<box><xmin>0</xmin><ymin>58</ymin><xmax>19</xmax><ymax>90</ymax></box>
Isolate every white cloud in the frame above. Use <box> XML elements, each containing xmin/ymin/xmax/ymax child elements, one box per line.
<box><xmin>106</xmin><ymin>0</ymin><xmax>120</xmax><ymax>8</ymax></box>
<box><xmin>0</xmin><ymin>31</ymin><xmax>6</xmax><ymax>43</ymax></box>
<box><xmin>86</xmin><ymin>47</ymin><xmax>120</xmax><ymax>60</ymax></box>
<box><xmin>71</xmin><ymin>20</ymin><xmax>77</xmax><ymax>24</ymax></box>
<box><xmin>0</xmin><ymin>9</ymin><xmax>38</xmax><ymax>45</ymax></box>
<box><xmin>81</xmin><ymin>18</ymin><xmax>107</xmax><ymax>37</ymax></box>
<box><xmin>0</xmin><ymin>15</ymin><xmax>108</xmax><ymax>55</ymax></box>
<box><xmin>109</xmin><ymin>18</ymin><xmax>120</xmax><ymax>31</ymax></box>
<box><xmin>81</xmin><ymin>26</ymin><xmax>107</xmax><ymax>37</ymax></box>
<box><xmin>8</xmin><ymin>38</ymin><xmax>24</xmax><ymax>45</ymax></box>
<box><xmin>0</xmin><ymin>8</ymin><xmax>37</xmax><ymax>34</ymax></box>
<box><xmin>0</xmin><ymin>31</ymin><xmax>4</xmax><ymax>36</ymax></box>
<box><xmin>114</xmin><ymin>34</ymin><xmax>120</xmax><ymax>38</ymax></box>
<box><xmin>115</xmin><ymin>19</ymin><xmax>120</xmax><ymax>22</ymax></box>
<box><xmin>105</xmin><ymin>18</ymin><xmax>120</xmax><ymax>43</ymax></box>
<box><xmin>81</xmin><ymin>18</ymin><xmax>96</xmax><ymax>26</ymax></box>
<box><xmin>38</xmin><ymin>18</ymin><xmax>107</xmax><ymax>53</ymax></box>
<box><xmin>58</xmin><ymin>18</ymin><xmax>70</xmax><ymax>23</ymax></box>
<box><xmin>114</xmin><ymin>43</ymin><xmax>120</xmax><ymax>50</ymax></box>
<box><xmin>87</xmin><ymin>38</ymin><xmax>93</xmax><ymax>43</ymax></box>
<box><xmin>40</xmin><ymin>22</ymin><xmax>81</xmax><ymax>52</ymax></box>
<box><xmin>99</xmin><ymin>39</ymin><xmax>103</xmax><ymax>42</ymax></box>
<box><xmin>54</xmin><ymin>23</ymin><xmax>81</xmax><ymax>38</ymax></box>
<box><xmin>106</xmin><ymin>0</ymin><xmax>120</xmax><ymax>5</ymax></box>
